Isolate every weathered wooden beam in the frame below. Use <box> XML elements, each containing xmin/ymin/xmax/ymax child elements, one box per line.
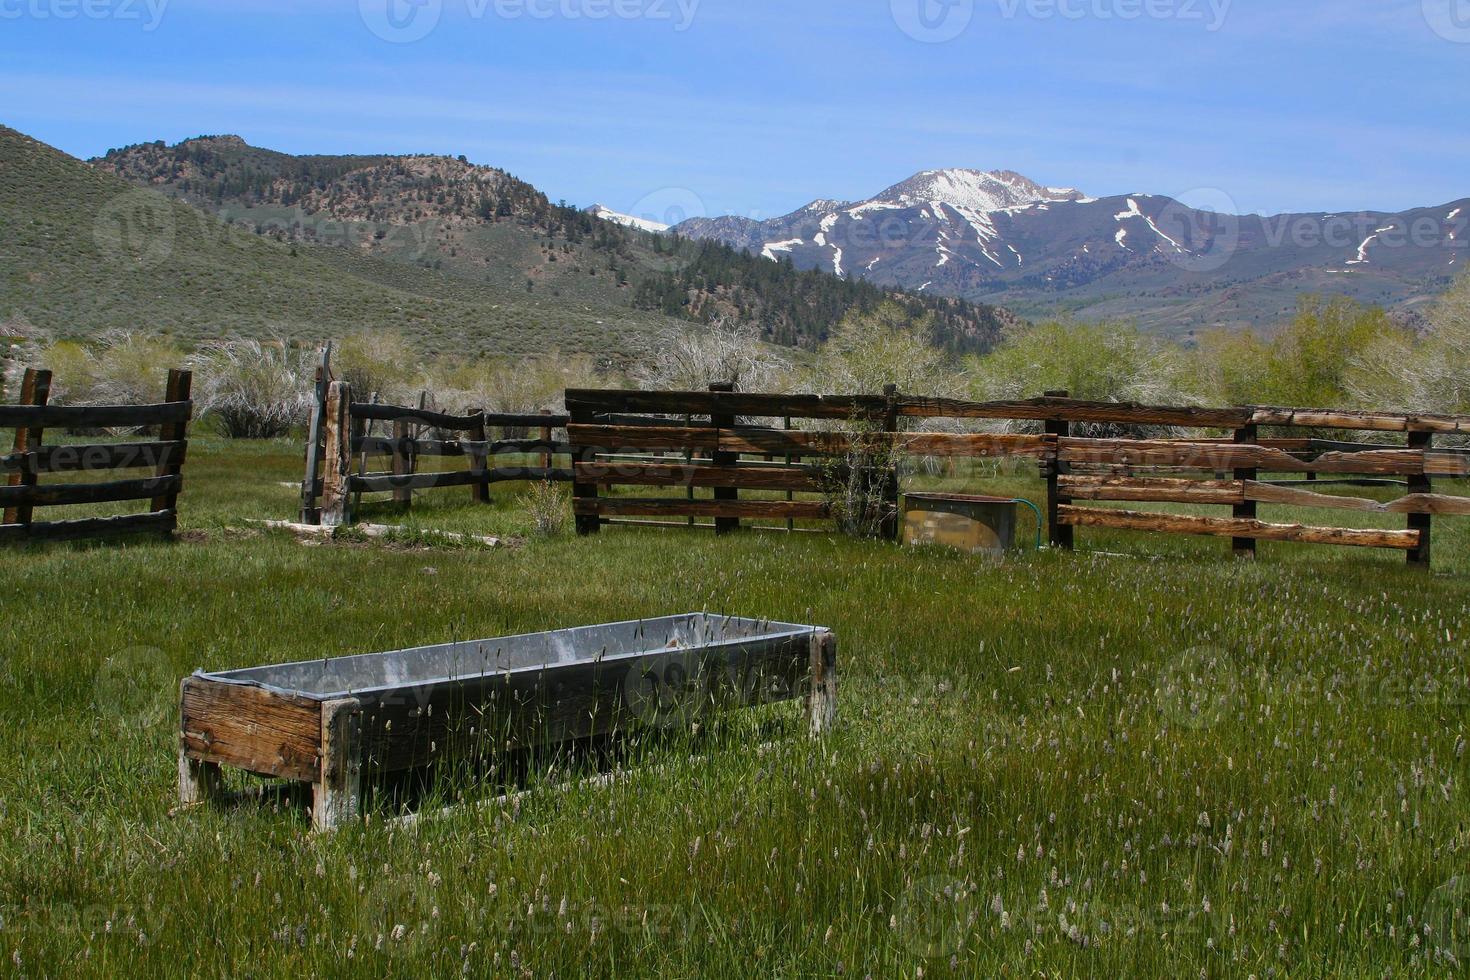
<box><xmin>574</xmin><ymin>498</ymin><xmax>831</xmax><ymax>520</ymax></box>
<box><xmin>0</xmin><ymin>474</ymin><xmax>180</xmax><ymax>507</ymax></box>
<box><xmin>897</xmin><ymin>395</ymin><xmax>1252</xmax><ymax>429</ymax></box>
<box><xmin>895</xmin><ymin>432</ymin><xmax>1055</xmax><ymax>458</ymax></box>
<box><xmin>299</xmin><ymin>343</ymin><xmax>331</xmax><ymax>525</ymax></box>
<box><xmin>574</xmin><ymin>461</ymin><xmax>823</xmax><ymax>491</ymax></box>
<box><xmin>1060</xmin><ymin>475</ymin><xmax>1246</xmax><ymax>505</ymax></box>
<box><xmin>806</xmin><ymin>631</ymin><xmax>837</xmax><ymax>737</ymax></box>
<box><xmin>0</xmin><ymin>509</ymin><xmax>177</xmax><ymax>543</ymax></box>
<box><xmin>1248</xmin><ymin>406</ymin><xmax>1470</xmax><ymax>434</ymax></box>
<box><xmin>1</xmin><ymin>441</ymin><xmax>187</xmax><ymax>475</ymax></box>
<box><xmin>1059</xmin><ymin>438</ymin><xmax>1442</xmax><ymax>476</ymax></box>
<box><xmin>566</xmin><ymin>388</ymin><xmax>884</xmax><ymax>421</ymax></box>
<box><xmin>3</xmin><ymin>368</ymin><xmax>51</xmax><ymax>527</ymax></box>
<box><xmin>151</xmin><ymin>370</ymin><xmax>191</xmax><ymax>516</ymax></box>
<box><xmin>348</xmin><ymin>403</ymin><xmax>482</xmax><ymax>430</ymax></box>
<box><xmin>1056</xmin><ymin>505</ymin><xmax>1421</xmax><ymax>550</ymax></box>
<box><xmin>0</xmin><ymin>400</ymin><xmax>192</xmax><ymax>429</ymax></box>
<box><xmin>320</xmin><ymin>381</ymin><xmax>353</xmax><ymax>527</ymax></box>
<box><xmin>313</xmin><ymin>698</ymin><xmax>363</xmax><ymax>833</ymax></box>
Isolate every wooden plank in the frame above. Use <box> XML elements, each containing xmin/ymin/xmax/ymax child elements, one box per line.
<box><xmin>895</xmin><ymin>432</ymin><xmax>1054</xmax><ymax>459</ymax></box>
<box><xmin>320</xmin><ymin>382</ymin><xmax>353</xmax><ymax>527</ymax></box>
<box><xmin>4</xmin><ymin>368</ymin><xmax>50</xmax><ymax>526</ymax></box>
<box><xmin>568</xmin><ymin>424</ymin><xmax>721</xmax><ymax>453</ymax></box>
<box><xmin>354</xmin><ymin>436</ymin><xmax>571</xmax><ymax>458</ymax></box>
<box><xmin>0</xmin><ymin>441</ymin><xmax>186</xmax><ymax>475</ymax></box>
<box><xmin>574</xmin><ymin>497</ymin><xmax>830</xmax><ymax>520</ymax></box>
<box><xmin>897</xmin><ymin>395</ymin><xmax>1252</xmax><ymax>429</ymax></box>
<box><xmin>566</xmin><ymin>388</ymin><xmax>885</xmax><ymax>421</ymax></box>
<box><xmin>482</xmin><ymin>412</ymin><xmax>570</xmax><ymax>429</ymax></box>
<box><xmin>0</xmin><ymin>400</ymin><xmax>192</xmax><ymax>429</ymax></box>
<box><xmin>1056</xmin><ymin>505</ymin><xmax>1421</xmax><ymax>550</ymax></box>
<box><xmin>313</xmin><ymin>698</ymin><xmax>363</xmax><ymax>832</ymax></box>
<box><xmin>1249</xmin><ymin>406</ymin><xmax>1470</xmax><ymax>434</ymax></box>
<box><xmin>1059</xmin><ymin>438</ymin><xmax>1434</xmax><ymax>476</ymax></box>
<box><xmin>299</xmin><ymin>343</ymin><xmax>330</xmax><ymax>524</ymax></box>
<box><xmin>0</xmin><ymin>509</ymin><xmax>177</xmax><ymax>543</ymax></box>
<box><xmin>0</xmin><ymin>474</ymin><xmax>180</xmax><ymax>507</ymax></box>
<box><xmin>1425</xmin><ymin>453</ymin><xmax>1470</xmax><ymax>477</ymax></box>
<box><xmin>1383</xmin><ymin>494</ymin><xmax>1470</xmax><ymax>516</ymax></box>
<box><xmin>574</xmin><ymin>461</ymin><xmax>823</xmax><ymax>492</ymax></box>
<box><xmin>1243</xmin><ymin>482</ymin><xmax>1392</xmax><ymax>512</ymax></box>
<box><xmin>348</xmin><ymin>403</ymin><xmax>482</xmax><ymax>430</ymax></box>
<box><xmin>351</xmin><ymin>470</ymin><xmax>481</xmax><ymax>494</ymax></box>
<box><xmin>710</xmin><ymin>382</ymin><xmax>739</xmax><ymax>536</ymax></box>
<box><xmin>1060</xmin><ymin>476</ymin><xmax>1246</xmax><ymax>505</ymax></box>
<box><xmin>151</xmin><ymin>370</ymin><xmax>190</xmax><ymax>514</ymax></box>
<box><xmin>180</xmin><ymin>676</ymin><xmax>323</xmax><ymax>782</ymax></box>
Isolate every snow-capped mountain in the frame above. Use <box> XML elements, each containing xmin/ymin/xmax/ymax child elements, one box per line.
<box><xmin>675</xmin><ymin>168</ymin><xmax>1469</xmax><ymax>335</ymax></box>
<box><xmin>586</xmin><ymin>204</ymin><xmax>669</xmax><ymax>233</ymax></box>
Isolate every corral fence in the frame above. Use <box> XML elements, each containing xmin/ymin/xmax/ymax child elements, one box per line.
<box><xmin>1</xmin><ymin>367</ymin><xmax>193</xmax><ymax>544</ymax></box>
<box><xmin>299</xmin><ymin>349</ymin><xmax>571</xmax><ymax>526</ymax></box>
<box><xmin>565</xmin><ymin>386</ymin><xmax>1470</xmax><ymax>569</ymax></box>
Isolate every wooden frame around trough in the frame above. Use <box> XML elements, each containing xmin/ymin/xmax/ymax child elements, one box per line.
<box><xmin>180</xmin><ymin>614</ymin><xmax>837</xmax><ymax>830</ymax></box>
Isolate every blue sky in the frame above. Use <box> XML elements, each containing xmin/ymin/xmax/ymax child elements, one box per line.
<box><xmin>2</xmin><ymin>0</ymin><xmax>1466</xmax><ymax>222</ymax></box>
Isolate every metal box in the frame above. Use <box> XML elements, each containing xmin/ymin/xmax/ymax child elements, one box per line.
<box><xmin>902</xmin><ymin>492</ymin><xmax>1018</xmax><ymax>555</ymax></box>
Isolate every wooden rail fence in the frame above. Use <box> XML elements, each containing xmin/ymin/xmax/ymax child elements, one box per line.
<box><xmin>564</xmin><ymin>386</ymin><xmax>1470</xmax><ymax>569</ymax></box>
<box><xmin>301</xmin><ymin>376</ymin><xmax>572</xmax><ymax>527</ymax></box>
<box><xmin>1</xmin><ymin>367</ymin><xmax>192</xmax><ymax>544</ymax></box>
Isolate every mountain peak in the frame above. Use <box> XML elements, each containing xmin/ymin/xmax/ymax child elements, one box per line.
<box><xmin>874</xmin><ymin>168</ymin><xmax>1088</xmax><ymax>212</ymax></box>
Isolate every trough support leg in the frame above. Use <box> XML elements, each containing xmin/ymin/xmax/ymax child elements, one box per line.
<box><xmin>177</xmin><ymin>749</ymin><xmax>223</xmax><ymax>807</ymax></box>
<box><xmin>313</xmin><ymin>698</ymin><xmax>363</xmax><ymax>832</ymax></box>
<box><xmin>806</xmin><ymin>631</ymin><xmax>837</xmax><ymax>737</ymax></box>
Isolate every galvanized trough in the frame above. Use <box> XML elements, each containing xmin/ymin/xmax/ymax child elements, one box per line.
<box><xmin>179</xmin><ymin>614</ymin><xmax>837</xmax><ymax>829</ymax></box>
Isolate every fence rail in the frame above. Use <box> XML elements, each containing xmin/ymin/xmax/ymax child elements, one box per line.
<box><xmin>1</xmin><ymin>367</ymin><xmax>192</xmax><ymax>545</ymax></box>
<box><xmin>564</xmin><ymin>386</ymin><xmax>1470</xmax><ymax>568</ymax></box>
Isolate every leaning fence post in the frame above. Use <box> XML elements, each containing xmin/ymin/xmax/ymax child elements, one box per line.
<box><xmin>1407</xmin><ymin>430</ymin><xmax>1433</xmax><ymax>569</ymax></box>
<box><xmin>320</xmin><ymin>381</ymin><xmax>354</xmax><ymax>527</ymax></box>
<box><xmin>4</xmin><ymin>367</ymin><xmax>52</xmax><ymax>531</ymax></box>
<box><xmin>1232</xmin><ymin>423</ymin><xmax>1259</xmax><ymax>559</ymax></box>
<box><xmin>300</xmin><ymin>343</ymin><xmax>331</xmax><ymax>525</ymax></box>
<box><xmin>468</xmin><ymin>410</ymin><xmax>491</xmax><ymax>504</ymax></box>
<box><xmin>710</xmin><ymin>381</ymin><xmax>738</xmax><ymax>535</ymax></box>
<box><xmin>1043</xmin><ymin>389</ymin><xmax>1073</xmax><ymax>550</ymax></box>
<box><xmin>150</xmin><ymin>369</ymin><xmax>191</xmax><ymax>532</ymax></box>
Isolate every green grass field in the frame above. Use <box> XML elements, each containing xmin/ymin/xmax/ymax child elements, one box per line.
<box><xmin>2</xmin><ymin>437</ymin><xmax>1468</xmax><ymax>976</ymax></box>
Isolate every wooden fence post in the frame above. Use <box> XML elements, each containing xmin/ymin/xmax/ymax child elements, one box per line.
<box><xmin>881</xmin><ymin>384</ymin><xmax>900</xmax><ymax>541</ymax></box>
<box><xmin>320</xmin><ymin>381</ymin><xmax>353</xmax><ymax>527</ymax></box>
<box><xmin>710</xmin><ymin>381</ymin><xmax>738</xmax><ymax>535</ymax></box>
<box><xmin>1232</xmin><ymin>423</ymin><xmax>1259</xmax><ymax>559</ymax></box>
<box><xmin>539</xmin><ymin>409</ymin><xmax>553</xmax><ymax>473</ymax></box>
<box><xmin>150</xmin><ymin>369</ymin><xmax>191</xmax><ymax>531</ymax></box>
<box><xmin>467</xmin><ymin>410</ymin><xmax>491</xmax><ymax>505</ymax></box>
<box><xmin>806</xmin><ymin>631</ymin><xmax>837</xmax><ymax>736</ymax></box>
<box><xmin>1043</xmin><ymin>390</ymin><xmax>1073</xmax><ymax>550</ymax></box>
<box><xmin>391</xmin><ymin>418</ymin><xmax>414</xmax><ymax>508</ymax></box>
<box><xmin>4</xmin><ymin>368</ymin><xmax>52</xmax><ymax>529</ymax></box>
<box><xmin>300</xmin><ymin>343</ymin><xmax>331</xmax><ymax>525</ymax></box>
<box><xmin>570</xmin><ymin>401</ymin><xmax>600</xmax><ymax>535</ymax></box>
<box><xmin>1407</xmin><ymin>430</ymin><xmax>1432</xmax><ymax>569</ymax></box>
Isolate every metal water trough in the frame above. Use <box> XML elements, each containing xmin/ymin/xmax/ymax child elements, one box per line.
<box><xmin>179</xmin><ymin>614</ymin><xmax>837</xmax><ymax>830</ymax></box>
<box><xmin>902</xmin><ymin>492</ymin><xmax>1024</xmax><ymax>555</ymax></box>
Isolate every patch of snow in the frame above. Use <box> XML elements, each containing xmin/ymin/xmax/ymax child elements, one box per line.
<box><xmin>1375</xmin><ymin>225</ymin><xmax>1395</xmax><ymax>234</ymax></box>
<box><xmin>1448</xmin><ymin>208</ymin><xmax>1462</xmax><ymax>221</ymax></box>
<box><xmin>846</xmin><ymin>201</ymin><xmax>901</xmax><ymax>219</ymax></box>
<box><xmin>871</xmin><ymin>168</ymin><xmax>1088</xmax><ymax>214</ymax></box>
<box><xmin>1115</xmin><ymin>228</ymin><xmax>1131</xmax><ymax>250</ymax></box>
<box><xmin>588</xmin><ymin>204</ymin><xmax>669</xmax><ymax>233</ymax></box>
<box><xmin>917</xmin><ymin>281</ymin><xmax>933</xmax><ymax>291</ymax></box>
<box><xmin>936</xmin><ymin>245</ymin><xmax>951</xmax><ymax>267</ymax></box>
<box><xmin>1346</xmin><ymin>234</ymin><xmax>1379</xmax><ymax>265</ymax></box>
<box><xmin>1113</xmin><ymin>197</ymin><xmax>1185</xmax><ymax>253</ymax></box>
<box><xmin>865</xmin><ymin>256</ymin><xmax>882</xmax><ymax>271</ymax></box>
<box><xmin>1007</xmin><ymin>244</ymin><xmax>1022</xmax><ymax>265</ymax></box>
<box><xmin>832</xmin><ymin>245</ymin><xmax>844</xmax><ymax>277</ymax></box>
<box><xmin>760</xmin><ymin>238</ymin><xmax>803</xmax><ymax>261</ymax></box>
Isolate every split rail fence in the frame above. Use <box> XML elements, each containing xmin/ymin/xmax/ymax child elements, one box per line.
<box><xmin>1</xmin><ymin>367</ymin><xmax>192</xmax><ymax>544</ymax></box>
<box><xmin>566</xmin><ymin>386</ymin><xmax>1470</xmax><ymax>569</ymax></box>
<box><xmin>301</xmin><ymin>371</ymin><xmax>571</xmax><ymax>527</ymax></box>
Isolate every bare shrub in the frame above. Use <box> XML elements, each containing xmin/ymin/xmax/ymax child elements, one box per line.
<box><xmin>818</xmin><ymin>414</ymin><xmax>902</xmax><ymax>539</ymax></box>
<box><xmin>84</xmin><ymin>329</ymin><xmax>186</xmax><ymax>409</ymax></box>
<box><xmin>808</xmin><ymin>302</ymin><xmax>955</xmax><ymax>397</ymax></box>
<box><xmin>190</xmin><ymin>338</ymin><xmax>312</xmax><ymax>438</ymax></box>
<box><xmin>635</xmin><ymin>317</ymin><xmax>789</xmax><ymax>392</ymax></box>
<box><xmin>333</xmin><ymin>331</ymin><xmax>422</xmax><ymax>405</ymax></box>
